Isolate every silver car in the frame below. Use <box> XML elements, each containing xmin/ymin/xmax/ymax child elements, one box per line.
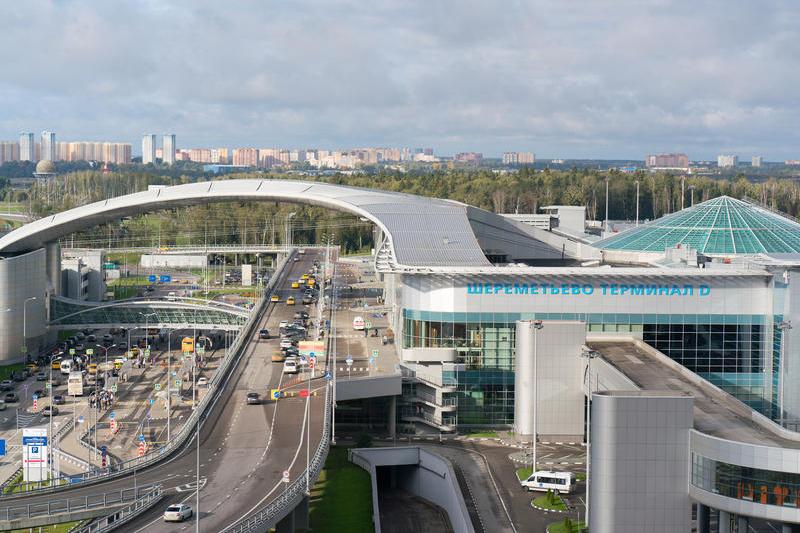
<box><xmin>164</xmin><ymin>503</ymin><xmax>193</xmax><ymax>522</ymax></box>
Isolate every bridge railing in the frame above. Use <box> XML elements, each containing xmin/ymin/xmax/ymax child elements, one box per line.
<box><xmin>0</xmin><ymin>252</ymin><xmax>294</xmax><ymax>498</ymax></box>
<box><xmin>71</xmin><ymin>485</ymin><xmax>164</xmax><ymax>533</ymax></box>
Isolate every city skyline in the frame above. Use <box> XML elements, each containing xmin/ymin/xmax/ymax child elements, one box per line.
<box><xmin>1</xmin><ymin>1</ymin><xmax>798</xmax><ymax>159</ymax></box>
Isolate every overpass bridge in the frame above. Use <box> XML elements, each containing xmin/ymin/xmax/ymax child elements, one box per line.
<box><xmin>48</xmin><ymin>295</ymin><xmax>251</xmax><ymax>331</ymax></box>
<box><xmin>64</xmin><ymin>244</ymin><xmax>311</xmax><ymax>255</ymax></box>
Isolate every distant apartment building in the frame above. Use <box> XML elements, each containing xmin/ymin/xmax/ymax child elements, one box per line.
<box><xmin>645</xmin><ymin>153</ymin><xmax>689</xmax><ymax>169</ymax></box>
<box><xmin>503</xmin><ymin>152</ymin><xmax>535</xmax><ymax>165</ymax></box>
<box><xmin>454</xmin><ymin>152</ymin><xmax>483</xmax><ymax>163</ymax></box>
<box><xmin>751</xmin><ymin>156</ymin><xmax>763</xmax><ymax>168</ymax></box>
<box><xmin>54</xmin><ymin>141</ymin><xmax>132</xmax><ymax>164</ymax></box>
<box><xmin>41</xmin><ymin>131</ymin><xmax>56</xmax><ymax>161</ymax></box>
<box><xmin>188</xmin><ymin>148</ymin><xmax>212</xmax><ymax>163</ymax></box>
<box><xmin>211</xmin><ymin>148</ymin><xmax>229</xmax><ymax>164</ymax></box>
<box><xmin>0</xmin><ymin>142</ymin><xmax>19</xmax><ymax>165</ymax></box>
<box><xmin>786</xmin><ymin>160</ymin><xmax>800</xmax><ymax>166</ymax></box>
<box><xmin>142</xmin><ymin>134</ymin><xmax>157</xmax><ymax>164</ymax></box>
<box><xmin>19</xmin><ymin>133</ymin><xmax>34</xmax><ymax>161</ymax></box>
<box><xmin>232</xmin><ymin>148</ymin><xmax>259</xmax><ymax>167</ymax></box>
<box><xmin>162</xmin><ymin>134</ymin><xmax>176</xmax><ymax>165</ymax></box>
<box><xmin>717</xmin><ymin>154</ymin><xmax>738</xmax><ymax>168</ymax></box>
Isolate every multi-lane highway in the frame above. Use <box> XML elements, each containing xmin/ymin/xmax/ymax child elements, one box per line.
<box><xmin>0</xmin><ymin>250</ymin><xmax>329</xmax><ymax>532</ymax></box>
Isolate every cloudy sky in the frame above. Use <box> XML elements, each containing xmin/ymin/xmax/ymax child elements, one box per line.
<box><xmin>1</xmin><ymin>0</ymin><xmax>798</xmax><ymax>159</ymax></box>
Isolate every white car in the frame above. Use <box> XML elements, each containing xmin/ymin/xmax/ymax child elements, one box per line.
<box><xmin>279</xmin><ymin>320</ymin><xmax>289</xmax><ymax>329</ymax></box>
<box><xmin>196</xmin><ymin>377</ymin><xmax>209</xmax><ymax>387</ymax></box>
<box><xmin>164</xmin><ymin>503</ymin><xmax>193</xmax><ymax>522</ymax></box>
<box><xmin>279</xmin><ymin>338</ymin><xmax>296</xmax><ymax>349</ymax></box>
<box><xmin>283</xmin><ymin>360</ymin><xmax>298</xmax><ymax>374</ymax></box>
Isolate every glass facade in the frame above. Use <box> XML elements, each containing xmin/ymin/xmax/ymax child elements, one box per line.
<box><xmin>692</xmin><ymin>453</ymin><xmax>800</xmax><ymax>508</ymax></box>
<box><xmin>403</xmin><ymin>309</ymin><xmax>773</xmax><ymax>426</ymax></box>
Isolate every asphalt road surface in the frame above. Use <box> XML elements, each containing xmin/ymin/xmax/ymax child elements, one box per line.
<box><xmin>0</xmin><ymin>251</ymin><xmax>328</xmax><ymax>533</ymax></box>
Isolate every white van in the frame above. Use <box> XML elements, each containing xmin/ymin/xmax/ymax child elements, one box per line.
<box><xmin>521</xmin><ymin>471</ymin><xmax>575</xmax><ymax>494</ymax></box>
<box><xmin>60</xmin><ymin>359</ymin><xmax>73</xmax><ymax>375</ymax></box>
<box><xmin>352</xmin><ymin>316</ymin><xmax>365</xmax><ymax>331</ymax></box>
<box><xmin>167</xmin><ymin>291</ymin><xmax>177</xmax><ymax>301</ymax></box>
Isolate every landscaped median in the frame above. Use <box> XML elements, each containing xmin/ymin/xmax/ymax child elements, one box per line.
<box><xmin>532</xmin><ymin>490</ymin><xmax>568</xmax><ymax>512</ymax></box>
<box><xmin>546</xmin><ymin>517</ymin><xmax>587</xmax><ymax>533</ymax></box>
<box><xmin>516</xmin><ymin>466</ymin><xmax>532</xmax><ymax>482</ymax></box>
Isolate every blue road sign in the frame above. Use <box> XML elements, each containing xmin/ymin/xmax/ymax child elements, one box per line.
<box><xmin>22</xmin><ymin>436</ymin><xmax>47</xmax><ymax>446</ymax></box>
<box><xmin>69</xmin><ymin>476</ymin><xmax>82</xmax><ymax>485</ymax></box>
<box><xmin>0</xmin><ymin>439</ymin><xmax>5</xmax><ymax>456</ymax></box>
<box><xmin>109</xmin><ymin>411</ymin><xmax>115</xmax><ymax>420</ymax></box>
<box><xmin>148</xmin><ymin>275</ymin><xmax>157</xmax><ymax>283</ymax></box>
<box><xmin>345</xmin><ymin>356</ymin><xmax>353</xmax><ymax>366</ymax></box>
<box><xmin>77</xmin><ymin>416</ymin><xmax>85</xmax><ymax>424</ymax></box>
<box><xmin>159</xmin><ymin>274</ymin><xmax>171</xmax><ymax>283</ymax></box>
<box><xmin>31</xmin><ymin>394</ymin><xmax>38</xmax><ymax>401</ymax></box>
<box><xmin>149</xmin><ymin>398</ymin><xmax>155</xmax><ymax>405</ymax></box>
<box><xmin>324</xmin><ymin>371</ymin><xmax>332</xmax><ymax>381</ymax></box>
<box><xmin>139</xmin><ymin>434</ymin><xmax>145</xmax><ymax>442</ymax></box>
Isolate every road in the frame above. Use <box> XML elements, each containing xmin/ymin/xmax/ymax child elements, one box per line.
<box><xmin>0</xmin><ymin>250</ymin><xmax>329</xmax><ymax>532</ymax></box>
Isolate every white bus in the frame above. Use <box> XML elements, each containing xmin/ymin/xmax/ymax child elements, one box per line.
<box><xmin>59</xmin><ymin>359</ymin><xmax>73</xmax><ymax>375</ymax></box>
<box><xmin>67</xmin><ymin>371</ymin><xmax>84</xmax><ymax>396</ymax></box>
<box><xmin>520</xmin><ymin>470</ymin><xmax>575</xmax><ymax>494</ymax></box>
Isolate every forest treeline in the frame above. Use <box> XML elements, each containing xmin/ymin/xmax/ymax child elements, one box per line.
<box><xmin>5</xmin><ymin>167</ymin><xmax>800</xmax><ymax>253</ymax></box>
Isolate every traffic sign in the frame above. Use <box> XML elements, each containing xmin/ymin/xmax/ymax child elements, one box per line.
<box><xmin>139</xmin><ymin>434</ymin><xmax>145</xmax><ymax>442</ymax></box>
<box><xmin>148</xmin><ymin>275</ymin><xmax>157</xmax><ymax>283</ymax></box>
<box><xmin>345</xmin><ymin>356</ymin><xmax>353</xmax><ymax>366</ymax></box>
<box><xmin>32</xmin><ymin>394</ymin><xmax>38</xmax><ymax>401</ymax></box>
<box><xmin>309</xmin><ymin>356</ymin><xmax>316</xmax><ymax>370</ymax></box>
<box><xmin>0</xmin><ymin>439</ymin><xmax>5</xmax><ymax>457</ymax></box>
<box><xmin>111</xmin><ymin>384</ymin><xmax>118</xmax><ymax>393</ymax></box>
<box><xmin>69</xmin><ymin>349</ymin><xmax>76</xmax><ymax>356</ymax></box>
<box><xmin>324</xmin><ymin>371</ymin><xmax>332</xmax><ymax>381</ymax></box>
<box><xmin>149</xmin><ymin>398</ymin><xmax>155</xmax><ymax>405</ymax></box>
<box><xmin>86</xmin><ymin>348</ymin><xmax>94</xmax><ymax>356</ymax></box>
<box><xmin>282</xmin><ymin>470</ymin><xmax>290</xmax><ymax>483</ymax></box>
<box><xmin>271</xmin><ymin>388</ymin><xmax>281</xmax><ymax>400</ymax></box>
<box><xmin>144</xmin><ymin>349</ymin><xmax>151</xmax><ymax>357</ymax></box>
<box><xmin>299</xmin><ymin>389</ymin><xmax>310</xmax><ymax>398</ymax></box>
<box><xmin>175</xmin><ymin>379</ymin><xmax>182</xmax><ymax>387</ymax></box>
<box><xmin>372</xmin><ymin>349</ymin><xmax>379</xmax><ymax>358</ymax></box>
<box><xmin>77</xmin><ymin>416</ymin><xmax>84</xmax><ymax>424</ymax></box>
<box><xmin>159</xmin><ymin>274</ymin><xmax>172</xmax><ymax>283</ymax></box>
<box><xmin>154</xmin><ymin>383</ymin><xmax>161</xmax><ymax>391</ymax></box>
<box><xmin>365</xmin><ymin>321</ymin><xmax>372</xmax><ymax>329</ymax></box>
<box><xmin>109</xmin><ymin>411</ymin><xmax>116</xmax><ymax>420</ymax></box>
<box><xmin>20</xmin><ymin>345</ymin><xmax>27</xmax><ymax>354</ymax></box>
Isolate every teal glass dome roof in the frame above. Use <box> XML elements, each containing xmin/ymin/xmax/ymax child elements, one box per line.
<box><xmin>596</xmin><ymin>196</ymin><xmax>800</xmax><ymax>255</ymax></box>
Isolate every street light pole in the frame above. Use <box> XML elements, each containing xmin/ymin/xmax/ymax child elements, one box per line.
<box><xmin>531</xmin><ymin>320</ymin><xmax>543</xmax><ymax>473</ymax></box>
<box><xmin>195</xmin><ymin>361</ymin><xmax>200</xmax><ymax>533</ymax></box>
<box><xmin>604</xmin><ymin>177</ymin><xmax>610</xmax><ymax>235</ymax></box>
<box><xmin>167</xmin><ymin>331</ymin><xmax>171</xmax><ymax>443</ymax></box>
<box><xmin>635</xmin><ymin>179</ymin><xmax>640</xmax><ymax>227</ymax></box>
<box><xmin>581</xmin><ymin>348</ymin><xmax>599</xmax><ymax>526</ymax></box>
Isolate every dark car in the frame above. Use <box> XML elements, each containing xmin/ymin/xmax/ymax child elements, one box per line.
<box><xmin>33</xmin><ymin>389</ymin><xmax>47</xmax><ymax>398</ymax></box>
<box><xmin>258</xmin><ymin>329</ymin><xmax>270</xmax><ymax>340</ymax></box>
<box><xmin>0</xmin><ymin>380</ymin><xmax>14</xmax><ymax>392</ymax></box>
<box><xmin>52</xmin><ymin>394</ymin><xmax>66</xmax><ymax>405</ymax></box>
<box><xmin>302</xmin><ymin>297</ymin><xmax>314</xmax><ymax>305</ymax></box>
<box><xmin>87</xmin><ymin>334</ymin><xmax>97</xmax><ymax>342</ymax></box>
<box><xmin>36</xmin><ymin>372</ymin><xmax>48</xmax><ymax>381</ymax></box>
<box><xmin>42</xmin><ymin>405</ymin><xmax>59</xmax><ymax>416</ymax></box>
<box><xmin>4</xmin><ymin>392</ymin><xmax>18</xmax><ymax>403</ymax></box>
<box><xmin>11</xmin><ymin>372</ymin><xmax>25</xmax><ymax>382</ymax></box>
<box><xmin>246</xmin><ymin>392</ymin><xmax>260</xmax><ymax>405</ymax></box>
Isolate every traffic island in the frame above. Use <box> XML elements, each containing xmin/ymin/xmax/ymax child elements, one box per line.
<box><xmin>531</xmin><ymin>491</ymin><xmax>569</xmax><ymax>513</ymax></box>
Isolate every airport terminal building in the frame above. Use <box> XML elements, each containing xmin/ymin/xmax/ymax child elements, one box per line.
<box><xmin>2</xmin><ymin>181</ymin><xmax>800</xmax><ymax>531</ymax></box>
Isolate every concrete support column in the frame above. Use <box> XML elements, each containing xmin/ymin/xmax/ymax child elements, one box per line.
<box><xmin>294</xmin><ymin>495</ymin><xmax>309</xmax><ymax>530</ymax></box>
<box><xmin>783</xmin><ymin>523</ymin><xmax>799</xmax><ymax>533</ymax></box>
<box><xmin>697</xmin><ymin>504</ymin><xmax>710</xmax><ymax>533</ymax></box>
<box><xmin>276</xmin><ymin>508</ymin><xmax>295</xmax><ymax>533</ymax></box>
<box><xmin>388</xmin><ymin>396</ymin><xmax>396</xmax><ymax>438</ymax></box>
<box><xmin>737</xmin><ymin>515</ymin><xmax>749</xmax><ymax>532</ymax></box>
<box><xmin>718</xmin><ymin>510</ymin><xmax>731</xmax><ymax>533</ymax></box>
<box><xmin>514</xmin><ymin>320</ymin><xmax>536</xmax><ymax>438</ymax></box>
<box><xmin>45</xmin><ymin>241</ymin><xmax>61</xmax><ymax>295</ymax></box>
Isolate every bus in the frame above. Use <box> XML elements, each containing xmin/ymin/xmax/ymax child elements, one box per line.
<box><xmin>182</xmin><ymin>337</ymin><xmax>195</xmax><ymax>354</ymax></box>
<box><xmin>520</xmin><ymin>471</ymin><xmax>575</xmax><ymax>494</ymax></box>
<box><xmin>67</xmin><ymin>371</ymin><xmax>84</xmax><ymax>396</ymax></box>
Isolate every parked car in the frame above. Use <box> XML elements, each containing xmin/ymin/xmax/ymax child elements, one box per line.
<box><xmin>4</xmin><ymin>392</ymin><xmax>18</xmax><ymax>403</ymax></box>
<box><xmin>52</xmin><ymin>394</ymin><xmax>66</xmax><ymax>405</ymax></box>
<box><xmin>283</xmin><ymin>360</ymin><xmax>298</xmax><ymax>374</ymax></box>
<box><xmin>11</xmin><ymin>372</ymin><xmax>25</xmax><ymax>382</ymax></box>
<box><xmin>32</xmin><ymin>389</ymin><xmax>47</xmax><ymax>398</ymax></box>
<box><xmin>196</xmin><ymin>377</ymin><xmax>209</xmax><ymax>387</ymax></box>
<box><xmin>164</xmin><ymin>503</ymin><xmax>193</xmax><ymax>522</ymax></box>
<box><xmin>87</xmin><ymin>334</ymin><xmax>97</xmax><ymax>342</ymax></box>
<box><xmin>0</xmin><ymin>380</ymin><xmax>14</xmax><ymax>391</ymax></box>
<box><xmin>42</xmin><ymin>405</ymin><xmax>59</xmax><ymax>417</ymax></box>
<box><xmin>259</xmin><ymin>329</ymin><xmax>270</xmax><ymax>340</ymax></box>
<box><xmin>270</xmin><ymin>294</ymin><xmax>280</xmax><ymax>303</ymax></box>
<box><xmin>246</xmin><ymin>392</ymin><xmax>260</xmax><ymax>405</ymax></box>
<box><xmin>302</xmin><ymin>296</ymin><xmax>314</xmax><ymax>305</ymax></box>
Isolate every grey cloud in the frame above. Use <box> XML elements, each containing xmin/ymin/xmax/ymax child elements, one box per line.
<box><xmin>0</xmin><ymin>0</ymin><xmax>798</xmax><ymax>159</ymax></box>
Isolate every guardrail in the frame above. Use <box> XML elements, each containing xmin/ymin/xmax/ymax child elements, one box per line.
<box><xmin>0</xmin><ymin>484</ymin><xmax>159</xmax><ymax>522</ymax></box>
<box><xmin>0</xmin><ymin>252</ymin><xmax>294</xmax><ymax>498</ymax></box>
<box><xmin>72</xmin><ymin>485</ymin><xmax>163</xmax><ymax>533</ymax></box>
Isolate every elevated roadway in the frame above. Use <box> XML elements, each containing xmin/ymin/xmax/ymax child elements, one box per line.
<box><xmin>0</xmin><ymin>250</ymin><xmax>330</xmax><ymax>532</ymax></box>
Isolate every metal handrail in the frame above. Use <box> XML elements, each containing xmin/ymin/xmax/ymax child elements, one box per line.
<box><xmin>72</xmin><ymin>485</ymin><xmax>163</xmax><ymax>533</ymax></box>
<box><xmin>0</xmin><ymin>253</ymin><xmax>293</xmax><ymax>497</ymax></box>
<box><xmin>0</xmin><ymin>484</ymin><xmax>159</xmax><ymax>522</ymax></box>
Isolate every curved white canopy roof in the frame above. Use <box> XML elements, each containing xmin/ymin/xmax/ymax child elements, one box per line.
<box><xmin>0</xmin><ymin>179</ymin><xmax>508</xmax><ymax>268</ymax></box>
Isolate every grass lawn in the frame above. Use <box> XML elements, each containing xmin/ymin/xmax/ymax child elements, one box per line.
<box><xmin>547</xmin><ymin>519</ymin><xmax>587</xmax><ymax>533</ymax></box>
<box><xmin>108</xmin><ymin>275</ymin><xmax>151</xmax><ymax>287</ymax></box>
<box><xmin>112</xmin><ymin>285</ymin><xmax>140</xmax><ymax>300</ymax></box>
<box><xmin>464</xmin><ymin>431</ymin><xmax>499</xmax><ymax>438</ymax></box>
<box><xmin>309</xmin><ymin>446</ymin><xmax>373</xmax><ymax>533</ymax></box>
<box><xmin>532</xmin><ymin>492</ymin><xmax>568</xmax><ymax>512</ymax></box>
<box><xmin>2</xmin><ymin>472</ymin><xmax>66</xmax><ymax>494</ymax></box>
<box><xmin>0</xmin><ymin>362</ymin><xmax>25</xmax><ymax>381</ymax></box>
<box><xmin>516</xmin><ymin>467</ymin><xmax>533</xmax><ymax>481</ymax></box>
<box><xmin>576</xmin><ymin>472</ymin><xmax>587</xmax><ymax>482</ymax></box>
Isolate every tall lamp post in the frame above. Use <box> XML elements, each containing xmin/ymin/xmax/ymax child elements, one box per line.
<box><xmin>634</xmin><ymin>179</ymin><xmax>640</xmax><ymax>227</ymax></box>
<box><xmin>604</xmin><ymin>177</ymin><xmax>610</xmax><ymax>235</ymax></box>
<box><xmin>688</xmin><ymin>185</ymin><xmax>696</xmax><ymax>208</ymax></box>
<box><xmin>285</xmin><ymin>212</ymin><xmax>297</xmax><ymax>250</ymax></box>
<box><xmin>531</xmin><ymin>320</ymin><xmax>543</xmax><ymax>473</ymax></box>
<box><xmin>581</xmin><ymin>348</ymin><xmax>600</xmax><ymax>526</ymax></box>
<box><xmin>779</xmin><ymin>321</ymin><xmax>793</xmax><ymax>427</ymax></box>
<box><xmin>139</xmin><ymin>312</ymin><xmax>158</xmax><ymax>364</ymax></box>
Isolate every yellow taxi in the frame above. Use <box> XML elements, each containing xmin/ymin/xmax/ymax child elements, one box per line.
<box><xmin>301</xmin><ymin>274</ymin><xmax>310</xmax><ymax>280</ymax></box>
<box><xmin>271</xmin><ymin>352</ymin><xmax>286</xmax><ymax>363</ymax></box>
<box><xmin>271</xmin><ymin>294</ymin><xmax>280</xmax><ymax>302</ymax></box>
<box><xmin>286</xmin><ymin>296</ymin><xmax>295</xmax><ymax>305</ymax></box>
<box><xmin>51</xmin><ymin>359</ymin><xmax>61</xmax><ymax>370</ymax></box>
<box><xmin>291</xmin><ymin>282</ymin><xmax>300</xmax><ymax>289</ymax></box>
<box><xmin>26</xmin><ymin>363</ymin><xmax>38</xmax><ymax>372</ymax></box>
<box><xmin>307</xmin><ymin>279</ymin><xmax>316</xmax><ymax>287</ymax></box>
<box><xmin>88</xmin><ymin>363</ymin><xmax>98</xmax><ymax>375</ymax></box>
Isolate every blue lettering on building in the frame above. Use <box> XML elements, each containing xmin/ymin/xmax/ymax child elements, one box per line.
<box><xmin>465</xmin><ymin>282</ymin><xmax>711</xmax><ymax>297</ymax></box>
